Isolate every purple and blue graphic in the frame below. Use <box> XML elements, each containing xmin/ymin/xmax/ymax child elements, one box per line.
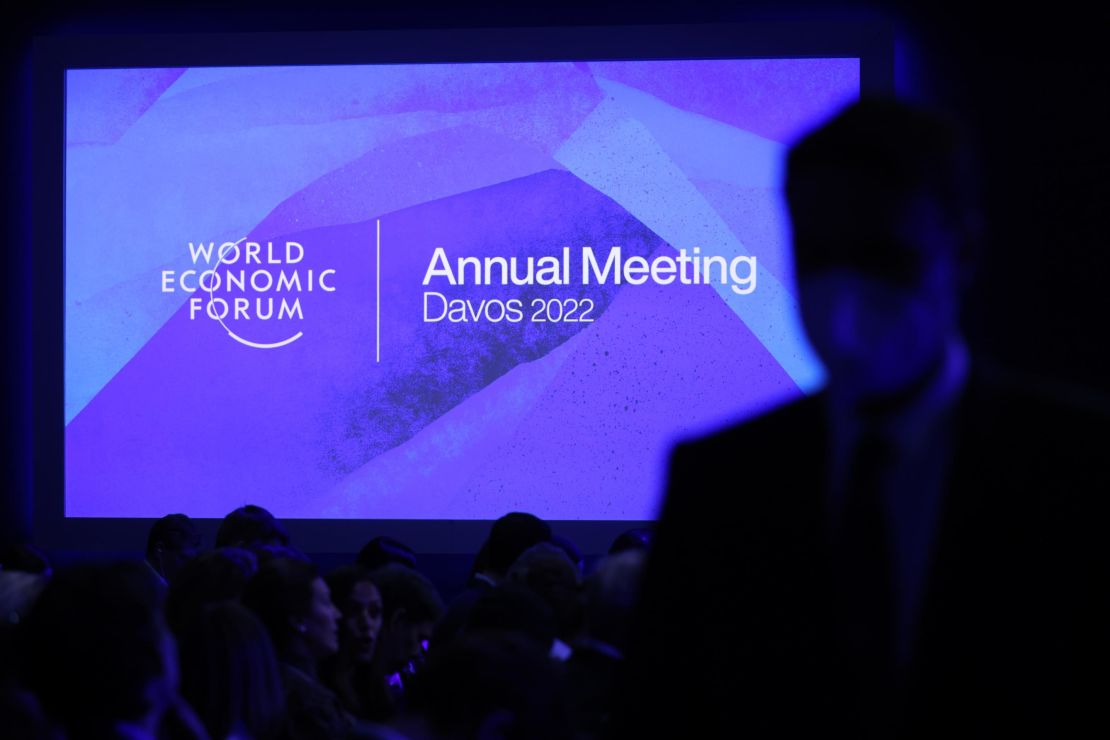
<box><xmin>64</xmin><ymin>59</ymin><xmax>859</xmax><ymax>519</ymax></box>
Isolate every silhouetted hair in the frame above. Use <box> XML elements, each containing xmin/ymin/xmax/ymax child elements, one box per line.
<box><xmin>250</xmin><ymin>542</ymin><xmax>311</xmax><ymax>566</ymax></box>
<box><xmin>507</xmin><ymin>543</ymin><xmax>582</xmax><ymax>641</ymax></box>
<box><xmin>242</xmin><ymin>557</ymin><xmax>320</xmax><ymax>655</ymax></box>
<box><xmin>786</xmin><ymin>98</ymin><xmax>979</xmax><ymax>278</ymax></box>
<box><xmin>787</xmin><ymin>97</ymin><xmax>975</xmax><ymax>218</ymax></box>
<box><xmin>405</xmin><ymin>631</ymin><xmax>571</xmax><ymax>740</ymax></box>
<box><xmin>465</xmin><ymin>583</ymin><xmax>557</xmax><ymax>650</ymax></box>
<box><xmin>584</xmin><ymin>550</ymin><xmax>646</xmax><ymax>651</ymax></box>
<box><xmin>356</xmin><ymin>536</ymin><xmax>417</xmax><ymax>571</ymax></box>
<box><xmin>368</xmin><ymin>564</ymin><xmax>444</xmax><ymax>624</ymax></box>
<box><xmin>486</xmin><ymin>513</ymin><xmax>552</xmax><ymax>576</ymax></box>
<box><xmin>20</xmin><ymin>562</ymin><xmax>172</xmax><ymax>737</ymax></box>
<box><xmin>216</xmin><ymin>505</ymin><xmax>291</xmax><ymax>549</ymax></box>
<box><xmin>165</xmin><ymin>547</ymin><xmax>258</xmax><ymax>636</ymax></box>
<box><xmin>326</xmin><ymin>565</ymin><xmax>375</xmax><ymax>607</ymax></box>
<box><xmin>177</xmin><ymin>601</ymin><xmax>287</xmax><ymax>740</ymax></box>
<box><xmin>549</xmin><ymin>534</ymin><xmax>584</xmax><ymax>574</ymax></box>
<box><xmin>146</xmin><ymin>513</ymin><xmax>201</xmax><ymax>560</ymax></box>
<box><xmin>608</xmin><ymin>528</ymin><xmax>652</xmax><ymax>556</ymax></box>
<box><xmin>0</xmin><ymin>543</ymin><xmax>52</xmax><ymax>576</ymax></box>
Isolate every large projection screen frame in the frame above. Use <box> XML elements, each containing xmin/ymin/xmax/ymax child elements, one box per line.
<box><xmin>33</xmin><ymin>22</ymin><xmax>893</xmax><ymax>555</ymax></box>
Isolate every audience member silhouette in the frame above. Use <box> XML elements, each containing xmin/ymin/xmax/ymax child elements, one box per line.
<box><xmin>242</xmin><ymin>557</ymin><xmax>352</xmax><ymax>740</ymax></box>
<box><xmin>174</xmin><ymin>601</ymin><xmax>287</xmax><ymax>740</ymax></box>
<box><xmin>436</xmin><ymin>512</ymin><xmax>551</xmax><ymax>648</ymax></box>
<box><xmin>319</xmin><ymin>565</ymin><xmax>386</xmax><ymax>720</ymax></box>
<box><xmin>463</xmin><ymin>582</ymin><xmax>559</xmax><ymax>654</ymax></box>
<box><xmin>606</xmin><ymin>528</ymin><xmax>651</xmax><ymax>556</ymax></box>
<box><xmin>19</xmin><ymin>561</ymin><xmax>202</xmax><ymax>739</ymax></box>
<box><xmin>506</xmin><ymin>542</ymin><xmax>583</xmax><ymax>650</ymax></box>
<box><xmin>364</xmin><ymin>563</ymin><xmax>445</xmax><ymax>721</ymax></box>
<box><xmin>252</xmin><ymin>542</ymin><xmax>313</xmax><ymax>566</ymax></box>
<box><xmin>356</xmin><ymin>536</ymin><xmax>417</xmax><ymax>572</ymax></box>
<box><xmin>165</xmin><ymin>547</ymin><xmax>258</xmax><ymax>636</ymax></box>
<box><xmin>567</xmin><ymin>549</ymin><xmax>645</xmax><ymax>740</ymax></box>
<box><xmin>549</xmin><ymin>533</ymin><xmax>585</xmax><ymax>576</ymax></box>
<box><xmin>483</xmin><ymin>513</ymin><xmax>553</xmax><ymax>583</ymax></box>
<box><xmin>620</xmin><ymin>97</ymin><xmax>1110</xmax><ymax>738</ymax></box>
<box><xmin>217</xmin><ymin>504</ymin><xmax>292</xmax><ymax>549</ymax></box>
<box><xmin>145</xmin><ymin>513</ymin><xmax>203</xmax><ymax>587</ymax></box>
<box><xmin>395</xmin><ymin>632</ymin><xmax>572</xmax><ymax>740</ymax></box>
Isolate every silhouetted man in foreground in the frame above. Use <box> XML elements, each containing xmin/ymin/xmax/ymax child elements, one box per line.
<box><xmin>620</xmin><ymin>99</ymin><xmax>1110</xmax><ymax>738</ymax></box>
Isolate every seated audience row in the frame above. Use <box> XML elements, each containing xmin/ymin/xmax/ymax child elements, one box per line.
<box><xmin>0</xmin><ymin>505</ymin><xmax>648</xmax><ymax>740</ymax></box>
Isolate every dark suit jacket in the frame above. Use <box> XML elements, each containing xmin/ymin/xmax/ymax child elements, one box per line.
<box><xmin>617</xmin><ymin>362</ymin><xmax>1110</xmax><ymax>738</ymax></box>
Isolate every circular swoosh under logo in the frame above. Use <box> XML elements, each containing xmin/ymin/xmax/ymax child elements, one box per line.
<box><xmin>208</xmin><ymin>237</ymin><xmax>303</xmax><ymax>349</ymax></box>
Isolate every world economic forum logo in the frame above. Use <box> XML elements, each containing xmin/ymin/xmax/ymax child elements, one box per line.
<box><xmin>161</xmin><ymin>237</ymin><xmax>337</xmax><ymax>349</ymax></box>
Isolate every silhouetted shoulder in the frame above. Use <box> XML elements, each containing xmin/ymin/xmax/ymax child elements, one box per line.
<box><xmin>968</xmin><ymin>357</ymin><xmax>1110</xmax><ymax>424</ymax></box>
<box><xmin>954</xmin><ymin>359</ymin><xmax>1110</xmax><ymax>482</ymax></box>
<box><xmin>659</xmin><ymin>392</ymin><xmax>828</xmax><ymax>534</ymax></box>
<box><xmin>669</xmin><ymin>392</ymin><xmax>826</xmax><ymax>467</ymax></box>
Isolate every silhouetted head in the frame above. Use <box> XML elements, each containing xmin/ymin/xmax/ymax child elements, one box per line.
<box><xmin>146</xmin><ymin>514</ymin><xmax>202</xmax><ymax>583</ymax></box>
<box><xmin>369</xmin><ymin>564</ymin><xmax>445</xmax><ymax>675</ymax></box>
<box><xmin>326</xmin><ymin>565</ymin><xmax>384</xmax><ymax>664</ymax></box>
<box><xmin>465</xmin><ymin>582</ymin><xmax>558</xmax><ymax>652</ymax></box>
<box><xmin>786</xmin><ymin>97</ymin><xmax>981</xmax><ymax>404</ymax></box>
<box><xmin>549</xmin><ymin>534</ymin><xmax>585</xmax><ymax>576</ymax></box>
<box><xmin>242</xmin><ymin>558</ymin><xmax>341</xmax><ymax>664</ymax></box>
<box><xmin>608</xmin><ymin>528</ymin><xmax>652</xmax><ymax>556</ymax></box>
<box><xmin>583</xmin><ymin>549</ymin><xmax>646</xmax><ymax>652</ymax></box>
<box><xmin>20</xmin><ymin>562</ymin><xmax>178</xmax><ymax>738</ymax></box>
<box><xmin>165</xmin><ymin>547</ymin><xmax>258</xmax><ymax>636</ymax></box>
<box><xmin>402</xmin><ymin>631</ymin><xmax>571</xmax><ymax>740</ymax></box>
<box><xmin>356</xmin><ymin>536</ymin><xmax>417</xmax><ymax>571</ymax></box>
<box><xmin>485</xmin><ymin>513</ymin><xmax>552</xmax><ymax>578</ymax></box>
<box><xmin>250</xmin><ymin>542</ymin><xmax>311</xmax><ymax>566</ymax></box>
<box><xmin>507</xmin><ymin>543</ymin><xmax>582</xmax><ymax>641</ymax></box>
<box><xmin>176</xmin><ymin>601</ymin><xmax>286</xmax><ymax>740</ymax></box>
<box><xmin>216</xmin><ymin>505</ymin><xmax>291</xmax><ymax>549</ymax></box>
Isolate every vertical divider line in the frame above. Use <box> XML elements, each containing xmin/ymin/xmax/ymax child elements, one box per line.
<box><xmin>376</xmin><ymin>218</ymin><xmax>381</xmax><ymax>363</ymax></box>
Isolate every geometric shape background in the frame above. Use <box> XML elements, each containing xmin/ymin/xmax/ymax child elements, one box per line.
<box><xmin>65</xmin><ymin>58</ymin><xmax>859</xmax><ymax>519</ymax></box>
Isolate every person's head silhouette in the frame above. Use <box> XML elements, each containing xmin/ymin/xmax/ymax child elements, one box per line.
<box><xmin>786</xmin><ymin>98</ymin><xmax>981</xmax><ymax>407</ymax></box>
<box><xmin>146</xmin><ymin>513</ymin><xmax>202</xmax><ymax>583</ymax></box>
